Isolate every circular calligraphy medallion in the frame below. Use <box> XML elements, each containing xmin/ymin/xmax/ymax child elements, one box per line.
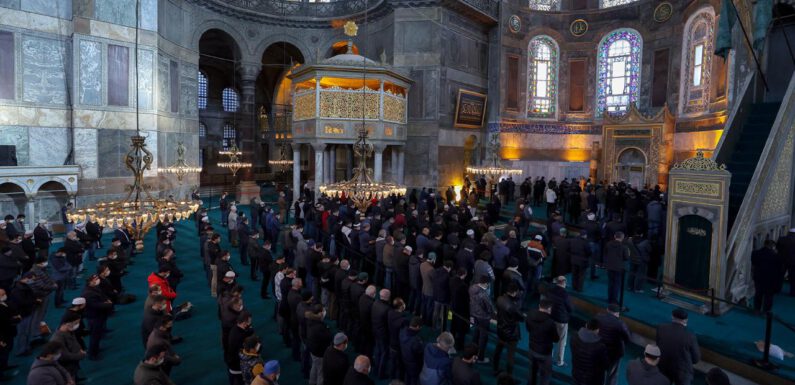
<box><xmin>508</xmin><ymin>15</ymin><xmax>521</xmax><ymax>33</ymax></box>
<box><xmin>570</xmin><ymin>19</ymin><xmax>588</xmax><ymax>37</ymax></box>
<box><xmin>654</xmin><ymin>2</ymin><xmax>673</xmax><ymax>23</ymax></box>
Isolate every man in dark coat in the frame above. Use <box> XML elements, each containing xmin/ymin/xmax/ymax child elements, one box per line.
<box><xmin>399</xmin><ymin>316</ymin><xmax>424</xmax><ymax>385</ymax></box>
<box><xmin>0</xmin><ymin>287</ymin><xmax>20</xmax><ymax>372</ymax></box>
<box><xmin>526</xmin><ymin>299</ymin><xmax>559</xmax><ymax>385</ymax></box>
<box><xmin>82</xmin><ymin>274</ymin><xmax>114</xmax><ymax>360</ymax></box>
<box><xmin>386</xmin><ymin>298</ymin><xmax>407</xmax><ymax>380</ymax></box>
<box><xmin>323</xmin><ymin>333</ymin><xmax>350</xmax><ymax>385</ymax></box>
<box><xmin>33</xmin><ymin>220</ymin><xmax>52</xmax><ymax>259</ymax></box>
<box><xmin>370</xmin><ymin>289</ymin><xmax>391</xmax><ymax>379</ymax></box>
<box><xmin>626</xmin><ymin>344</ymin><xmax>669</xmax><ymax>385</ymax></box>
<box><xmin>343</xmin><ymin>355</ymin><xmax>375</xmax><ymax>385</ymax></box>
<box><xmin>571</xmin><ymin>318</ymin><xmax>609</xmax><ymax>385</ymax></box>
<box><xmin>777</xmin><ymin>228</ymin><xmax>795</xmax><ymax>296</ymax></box>
<box><xmin>603</xmin><ymin>232</ymin><xmax>629</xmax><ymax>305</ymax></box>
<box><xmin>306</xmin><ymin>305</ymin><xmax>332</xmax><ymax>385</ymax></box>
<box><xmin>751</xmin><ymin>240</ymin><xmax>784</xmax><ymax>312</ymax></box>
<box><xmin>449</xmin><ymin>268</ymin><xmax>469</xmax><ymax>350</ymax></box>
<box><xmin>568</xmin><ymin>232</ymin><xmax>590</xmax><ymax>292</ymax></box>
<box><xmin>226</xmin><ymin>312</ymin><xmax>254</xmax><ymax>385</ymax></box>
<box><xmin>656</xmin><ymin>308</ymin><xmax>700</xmax><ymax>385</ymax></box>
<box><xmin>357</xmin><ymin>285</ymin><xmax>376</xmax><ymax>357</ymax></box>
<box><xmin>493</xmin><ymin>283</ymin><xmax>524</xmax><ymax>375</ymax></box>
<box><xmin>595</xmin><ymin>304</ymin><xmax>631</xmax><ymax>385</ymax></box>
<box><xmin>545</xmin><ymin>276</ymin><xmax>573</xmax><ymax>367</ymax></box>
<box><xmin>451</xmin><ymin>344</ymin><xmax>482</xmax><ymax>385</ymax></box>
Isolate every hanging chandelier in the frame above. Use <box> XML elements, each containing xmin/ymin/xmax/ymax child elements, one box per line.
<box><xmin>268</xmin><ymin>142</ymin><xmax>294</xmax><ymax>171</ymax></box>
<box><xmin>319</xmin><ymin>127</ymin><xmax>406</xmax><ymax>212</ymax></box>
<box><xmin>67</xmin><ymin>0</ymin><xmax>199</xmax><ymax>249</ymax></box>
<box><xmin>466</xmin><ymin>133</ymin><xmax>523</xmax><ymax>177</ymax></box>
<box><xmin>158</xmin><ymin>141</ymin><xmax>202</xmax><ymax>184</ymax></box>
<box><xmin>68</xmin><ymin>136</ymin><xmax>200</xmax><ymax>247</ymax></box>
<box><xmin>217</xmin><ymin>143</ymin><xmax>252</xmax><ymax>177</ymax></box>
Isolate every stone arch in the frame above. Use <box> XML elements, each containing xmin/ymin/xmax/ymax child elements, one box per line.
<box><xmin>253</xmin><ymin>35</ymin><xmax>312</xmax><ymax>66</ymax></box>
<box><xmin>0</xmin><ymin>182</ymin><xmax>27</xmax><ymax>217</ymax></box>
<box><xmin>35</xmin><ymin>180</ymin><xmax>71</xmax><ymax>223</ymax></box>
<box><xmin>191</xmin><ymin>20</ymin><xmax>248</xmax><ymax>59</ymax></box>
<box><xmin>32</xmin><ymin>177</ymin><xmax>75</xmax><ymax>197</ymax></box>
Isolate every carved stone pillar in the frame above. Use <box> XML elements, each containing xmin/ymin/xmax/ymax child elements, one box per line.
<box><xmin>329</xmin><ymin>146</ymin><xmax>336</xmax><ymax>183</ymax></box>
<box><xmin>237</xmin><ymin>62</ymin><xmax>261</xmax><ymax>177</ymax></box>
<box><xmin>397</xmin><ymin>147</ymin><xmax>405</xmax><ymax>185</ymax></box>
<box><xmin>391</xmin><ymin>146</ymin><xmax>398</xmax><ymax>181</ymax></box>
<box><xmin>374</xmin><ymin>145</ymin><xmax>384</xmax><ymax>182</ymax></box>
<box><xmin>312</xmin><ymin>143</ymin><xmax>326</xmax><ymax>197</ymax></box>
<box><xmin>324</xmin><ymin>146</ymin><xmax>332</xmax><ymax>184</ymax></box>
<box><xmin>293</xmin><ymin>146</ymin><xmax>301</xmax><ymax>203</ymax></box>
<box><xmin>346</xmin><ymin>145</ymin><xmax>353</xmax><ymax>179</ymax></box>
<box><xmin>25</xmin><ymin>195</ymin><xmax>36</xmax><ymax>225</ymax></box>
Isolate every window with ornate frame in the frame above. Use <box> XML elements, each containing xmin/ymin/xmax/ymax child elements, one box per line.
<box><xmin>600</xmin><ymin>0</ymin><xmax>638</xmax><ymax>8</ymax></box>
<box><xmin>222</xmin><ymin>87</ymin><xmax>239</xmax><ymax>112</ymax></box>
<box><xmin>529</xmin><ymin>0</ymin><xmax>560</xmax><ymax>11</ymax></box>
<box><xmin>198</xmin><ymin>71</ymin><xmax>208</xmax><ymax>110</ymax></box>
<box><xmin>679</xmin><ymin>8</ymin><xmax>715</xmax><ymax>116</ymax></box>
<box><xmin>223</xmin><ymin>124</ymin><xmax>236</xmax><ymax>150</ymax></box>
<box><xmin>199</xmin><ymin>122</ymin><xmax>206</xmax><ymax>138</ymax></box>
<box><xmin>527</xmin><ymin>35</ymin><xmax>559</xmax><ymax>119</ymax></box>
<box><xmin>596</xmin><ymin>28</ymin><xmax>642</xmax><ymax>117</ymax></box>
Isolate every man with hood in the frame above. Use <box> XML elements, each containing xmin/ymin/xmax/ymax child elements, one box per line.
<box><xmin>418</xmin><ymin>331</ymin><xmax>454</xmax><ymax>385</ymax></box>
<box><xmin>570</xmin><ymin>318</ymin><xmax>609</xmax><ymax>385</ymax></box>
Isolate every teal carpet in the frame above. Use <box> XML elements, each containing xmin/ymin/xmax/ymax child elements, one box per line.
<box><xmin>4</xmin><ymin>198</ymin><xmax>788</xmax><ymax>384</ymax></box>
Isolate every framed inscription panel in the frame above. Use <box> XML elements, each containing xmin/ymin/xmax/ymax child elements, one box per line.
<box><xmin>454</xmin><ymin>89</ymin><xmax>488</xmax><ymax>129</ymax></box>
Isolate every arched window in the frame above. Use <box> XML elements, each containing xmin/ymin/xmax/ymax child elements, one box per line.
<box><xmin>680</xmin><ymin>8</ymin><xmax>716</xmax><ymax>116</ymax></box>
<box><xmin>596</xmin><ymin>29</ymin><xmax>642</xmax><ymax>116</ymax></box>
<box><xmin>527</xmin><ymin>36</ymin><xmax>559</xmax><ymax>119</ymax></box>
<box><xmin>223</xmin><ymin>124</ymin><xmax>236</xmax><ymax>150</ymax></box>
<box><xmin>199</xmin><ymin>122</ymin><xmax>206</xmax><ymax>138</ymax></box>
<box><xmin>600</xmin><ymin>0</ymin><xmax>638</xmax><ymax>8</ymax></box>
<box><xmin>222</xmin><ymin>87</ymin><xmax>239</xmax><ymax>112</ymax></box>
<box><xmin>529</xmin><ymin>0</ymin><xmax>560</xmax><ymax>11</ymax></box>
<box><xmin>198</xmin><ymin>71</ymin><xmax>207</xmax><ymax>110</ymax></box>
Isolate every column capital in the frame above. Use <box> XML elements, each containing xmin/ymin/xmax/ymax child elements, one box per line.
<box><xmin>372</xmin><ymin>143</ymin><xmax>386</xmax><ymax>153</ymax></box>
<box><xmin>311</xmin><ymin>142</ymin><xmax>327</xmax><ymax>152</ymax></box>
<box><xmin>237</xmin><ymin>62</ymin><xmax>261</xmax><ymax>81</ymax></box>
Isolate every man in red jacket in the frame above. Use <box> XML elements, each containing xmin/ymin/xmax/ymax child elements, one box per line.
<box><xmin>148</xmin><ymin>266</ymin><xmax>176</xmax><ymax>312</ymax></box>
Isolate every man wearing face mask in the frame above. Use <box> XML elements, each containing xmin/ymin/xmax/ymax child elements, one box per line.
<box><xmin>147</xmin><ymin>267</ymin><xmax>177</xmax><ymax>313</ymax></box>
<box><xmin>49</xmin><ymin>312</ymin><xmax>85</xmax><ymax>381</ymax></box>
<box><xmin>216</xmin><ymin>251</ymin><xmax>234</xmax><ymax>290</ymax></box>
<box><xmin>133</xmin><ymin>344</ymin><xmax>174</xmax><ymax>385</ymax></box>
<box><xmin>0</xmin><ymin>287</ymin><xmax>21</xmax><ymax>377</ymax></box>
<box><xmin>306</xmin><ymin>304</ymin><xmax>332</xmax><ymax>385</ymax></box>
<box><xmin>34</xmin><ymin>219</ymin><xmax>52</xmax><ymax>260</ymax></box>
<box><xmin>240</xmin><ymin>335</ymin><xmax>264</xmax><ymax>385</ymax></box>
<box><xmin>157</xmin><ymin>249</ymin><xmax>182</xmax><ymax>291</ymax></box>
<box><xmin>145</xmin><ymin>317</ymin><xmax>181</xmax><ymax>376</ymax></box>
<box><xmin>81</xmin><ymin>274</ymin><xmax>113</xmax><ymax>360</ymax></box>
<box><xmin>252</xmin><ymin>360</ymin><xmax>281</xmax><ymax>385</ymax></box>
<box><xmin>343</xmin><ymin>355</ymin><xmax>375</xmax><ymax>385</ymax></box>
<box><xmin>50</xmin><ymin>249</ymin><xmax>72</xmax><ymax>308</ymax></box>
<box><xmin>141</xmin><ymin>296</ymin><xmax>168</xmax><ymax>348</ymax></box>
<box><xmin>25</xmin><ymin>341</ymin><xmax>73</xmax><ymax>385</ymax></box>
<box><xmin>61</xmin><ymin>298</ymin><xmax>87</xmax><ymax>350</ymax></box>
<box><xmin>322</xmin><ymin>333</ymin><xmax>349</xmax><ymax>385</ymax></box>
<box><xmin>226</xmin><ymin>311</ymin><xmax>254</xmax><ymax>385</ymax></box>
<box><xmin>18</xmin><ymin>257</ymin><xmax>57</xmax><ymax>354</ymax></box>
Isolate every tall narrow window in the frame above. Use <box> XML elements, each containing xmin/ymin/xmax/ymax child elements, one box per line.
<box><xmin>527</xmin><ymin>36</ymin><xmax>559</xmax><ymax>119</ymax></box>
<box><xmin>596</xmin><ymin>29</ymin><xmax>642</xmax><ymax>116</ymax></box>
<box><xmin>680</xmin><ymin>8</ymin><xmax>715</xmax><ymax>116</ymax></box>
<box><xmin>198</xmin><ymin>71</ymin><xmax>207</xmax><ymax>110</ymax></box>
<box><xmin>0</xmin><ymin>31</ymin><xmax>14</xmax><ymax>100</ymax></box>
<box><xmin>199</xmin><ymin>122</ymin><xmax>206</xmax><ymax>137</ymax></box>
<box><xmin>528</xmin><ymin>0</ymin><xmax>560</xmax><ymax>11</ymax></box>
<box><xmin>107</xmin><ymin>45</ymin><xmax>130</xmax><ymax>106</ymax></box>
<box><xmin>222</xmin><ymin>87</ymin><xmax>239</xmax><ymax>112</ymax></box>
<box><xmin>223</xmin><ymin>124</ymin><xmax>236</xmax><ymax>150</ymax></box>
<box><xmin>568</xmin><ymin>59</ymin><xmax>585</xmax><ymax>112</ymax></box>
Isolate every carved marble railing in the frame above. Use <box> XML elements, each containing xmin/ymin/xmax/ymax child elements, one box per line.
<box><xmin>194</xmin><ymin>0</ymin><xmax>385</xmax><ymax>21</ymax></box>
<box><xmin>723</xmin><ymin>73</ymin><xmax>795</xmax><ymax>302</ymax></box>
<box><xmin>457</xmin><ymin>0</ymin><xmax>499</xmax><ymax>19</ymax></box>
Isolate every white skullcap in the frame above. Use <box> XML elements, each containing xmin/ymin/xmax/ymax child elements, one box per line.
<box><xmin>225</xmin><ymin>271</ymin><xmax>236</xmax><ymax>278</ymax></box>
<box><xmin>72</xmin><ymin>297</ymin><xmax>86</xmax><ymax>305</ymax></box>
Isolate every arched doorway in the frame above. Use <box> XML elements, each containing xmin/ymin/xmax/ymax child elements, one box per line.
<box><xmin>675</xmin><ymin>214</ymin><xmax>713</xmax><ymax>290</ymax></box>
<box><xmin>0</xmin><ymin>182</ymin><xmax>26</xmax><ymax>218</ymax></box>
<box><xmin>615</xmin><ymin>148</ymin><xmax>646</xmax><ymax>187</ymax></box>
<box><xmin>37</xmin><ymin>181</ymin><xmax>70</xmax><ymax>223</ymax></box>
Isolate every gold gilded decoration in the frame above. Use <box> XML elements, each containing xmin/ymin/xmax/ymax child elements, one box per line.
<box><xmin>324</xmin><ymin>125</ymin><xmax>345</xmax><ymax>134</ymax></box>
<box><xmin>26</xmin><ymin>179</ymin><xmax>33</xmax><ymax>185</ymax></box>
<box><xmin>672</xmin><ymin>150</ymin><xmax>726</xmax><ymax>171</ymax></box>
<box><xmin>344</xmin><ymin>21</ymin><xmax>358</xmax><ymax>37</ymax></box>
<box><xmin>686</xmin><ymin>227</ymin><xmax>707</xmax><ymax>237</ymax></box>
<box><xmin>570</xmin><ymin>19</ymin><xmax>588</xmax><ymax>37</ymax></box>
<box><xmin>319</xmin><ymin>91</ymin><xmax>379</xmax><ymax>120</ymax></box>
<box><xmin>654</xmin><ymin>2</ymin><xmax>674</xmax><ymax>23</ymax></box>
<box><xmin>383</xmin><ymin>95</ymin><xmax>406</xmax><ymax>123</ymax></box>
<box><xmin>674</xmin><ymin>180</ymin><xmax>720</xmax><ymax>197</ymax></box>
<box><xmin>293</xmin><ymin>93</ymin><xmax>316</xmax><ymax>121</ymax></box>
<box><xmin>761</xmin><ymin>125</ymin><xmax>795</xmax><ymax>220</ymax></box>
<box><xmin>384</xmin><ymin>127</ymin><xmax>394</xmax><ymax>137</ymax></box>
<box><xmin>68</xmin><ymin>177</ymin><xmax>75</xmax><ymax>182</ymax></box>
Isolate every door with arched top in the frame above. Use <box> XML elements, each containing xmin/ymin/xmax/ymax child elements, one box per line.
<box><xmin>615</xmin><ymin>148</ymin><xmax>646</xmax><ymax>188</ymax></box>
<box><xmin>675</xmin><ymin>214</ymin><xmax>712</xmax><ymax>290</ymax></box>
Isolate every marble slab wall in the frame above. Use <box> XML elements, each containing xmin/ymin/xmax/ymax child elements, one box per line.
<box><xmin>137</xmin><ymin>49</ymin><xmax>154</xmax><ymax>110</ymax></box>
<box><xmin>95</xmin><ymin>0</ymin><xmax>135</xmax><ymax>28</ymax></box>
<box><xmin>28</xmin><ymin>127</ymin><xmax>69</xmax><ymax>166</ymax></box>
<box><xmin>0</xmin><ymin>199</ymin><xmax>23</xmax><ymax>218</ymax></box>
<box><xmin>22</xmin><ymin>35</ymin><xmax>68</xmax><ymax>104</ymax></box>
<box><xmin>73</xmin><ymin>128</ymin><xmax>98</xmax><ymax>179</ymax></box>
<box><xmin>0</xmin><ymin>126</ymin><xmax>29</xmax><ymax>165</ymax></box>
<box><xmin>0</xmin><ymin>1</ymin><xmax>20</xmax><ymax>10</ymax></box>
<box><xmin>97</xmin><ymin>128</ymin><xmax>158</xmax><ymax>178</ymax></box>
<box><xmin>157</xmin><ymin>131</ymin><xmax>199</xmax><ymax>168</ymax></box>
<box><xmin>140</xmin><ymin>0</ymin><xmax>157</xmax><ymax>31</ymax></box>
<box><xmin>180</xmin><ymin>63</ymin><xmax>197</xmax><ymax>117</ymax></box>
<box><xmin>157</xmin><ymin>55</ymin><xmax>170</xmax><ymax>112</ymax></box>
<box><xmin>78</xmin><ymin>40</ymin><xmax>102</xmax><ymax>106</ymax></box>
<box><xmin>21</xmin><ymin>0</ymin><xmax>71</xmax><ymax>19</ymax></box>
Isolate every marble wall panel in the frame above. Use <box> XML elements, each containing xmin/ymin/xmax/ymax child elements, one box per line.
<box><xmin>97</xmin><ymin>128</ymin><xmax>126</xmax><ymax>178</ymax></box>
<box><xmin>0</xmin><ymin>199</ymin><xmax>23</xmax><ymax>218</ymax></box>
<box><xmin>73</xmin><ymin>128</ymin><xmax>98</xmax><ymax>179</ymax></box>
<box><xmin>22</xmin><ymin>36</ymin><xmax>68</xmax><ymax>104</ymax></box>
<box><xmin>22</xmin><ymin>0</ymin><xmax>71</xmax><ymax>19</ymax></box>
<box><xmin>0</xmin><ymin>0</ymin><xmax>20</xmax><ymax>10</ymax></box>
<box><xmin>161</xmin><ymin>0</ymin><xmax>183</xmax><ymax>44</ymax></box>
<box><xmin>157</xmin><ymin>55</ymin><xmax>170</xmax><ymax>112</ymax></box>
<box><xmin>137</xmin><ymin>49</ymin><xmax>154</xmax><ymax>110</ymax></box>
<box><xmin>140</xmin><ymin>0</ymin><xmax>157</xmax><ymax>31</ymax></box>
<box><xmin>0</xmin><ymin>126</ymin><xmax>29</xmax><ymax>165</ymax></box>
<box><xmin>78</xmin><ymin>40</ymin><xmax>102</xmax><ymax>106</ymax></box>
<box><xmin>180</xmin><ymin>63</ymin><xmax>197</xmax><ymax>117</ymax></box>
<box><xmin>95</xmin><ymin>0</ymin><xmax>135</xmax><ymax>28</ymax></box>
<box><xmin>28</xmin><ymin>127</ymin><xmax>68</xmax><ymax>166</ymax></box>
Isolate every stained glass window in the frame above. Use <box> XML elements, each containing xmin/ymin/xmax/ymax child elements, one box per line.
<box><xmin>529</xmin><ymin>0</ymin><xmax>560</xmax><ymax>11</ymax></box>
<box><xmin>680</xmin><ymin>8</ymin><xmax>715</xmax><ymax>116</ymax></box>
<box><xmin>600</xmin><ymin>0</ymin><xmax>638</xmax><ymax>8</ymax></box>
<box><xmin>596</xmin><ymin>29</ymin><xmax>642</xmax><ymax>117</ymax></box>
<box><xmin>198</xmin><ymin>71</ymin><xmax>207</xmax><ymax>110</ymax></box>
<box><xmin>527</xmin><ymin>36</ymin><xmax>559</xmax><ymax>119</ymax></box>
<box><xmin>199</xmin><ymin>122</ymin><xmax>206</xmax><ymax>137</ymax></box>
<box><xmin>222</xmin><ymin>87</ymin><xmax>239</xmax><ymax>112</ymax></box>
<box><xmin>223</xmin><ymin>124</ymin><xmax>236</xmax><ymax>151</ymax></box>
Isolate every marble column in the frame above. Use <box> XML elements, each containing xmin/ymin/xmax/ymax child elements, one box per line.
<box><xmin>293</xmin><ymin>146</ymin><xmax>301</xmax><ymax>203</ymax></box>
<box><xmin>329</xmin><ymin>147</ymin><xmax>336</xmax><ymax>183</ymax></box>
<box><xmin>324</xmin><ymin>146</ymin><xmax>333</xmax><ymax>184</ymax></box>
<box><xmin>346</xmin><ymin>145</ymin><xmax>353</xmax><ymax>179</ymax></box>
<box><xmin>25</xmin><ymin>195</ymin><xmax>36</xmax><ymax>225</ymax></box>
<box><xmin>237</xmin><ymin>62</ymin><xmax>261</xmax><ymax>172</ymax></box>
<box><xmin>313</xmin><ymin>143</ymin><xmax>326</xmax><ymax>197</ymax></box>
<box><xmin>391</xmin><ymin>146</ymin><xmax>398</xmax><ymax>182</ymax></box>
<box><xmin>374</xmin><ymin>145</ymin><xmax>384</xmax><ymax>182</ymax></box>
<box><xmin>397</xmin><ymin>147</ymin><xmax>405</xmax><ymax>184</ymax></box>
